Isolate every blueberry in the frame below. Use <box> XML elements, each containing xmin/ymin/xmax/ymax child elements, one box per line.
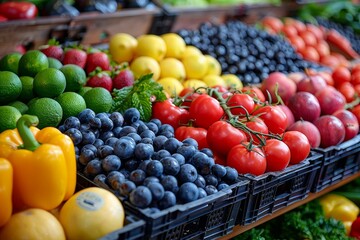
<box><xmin>75</xmin><ymin>146</ymin><xmax>80</xmax><ymax>155</ymax></box>
<box><xmin>135</xmin><ymin>143</ymin><xmax>154</xmax><ymax>160</ymax></box>
<box><xmin>80</xmin><ymin>130</ymin><xmax>96</xmax><ymax>145</ymax></box>
<box><xmin>182</xmin><ymin>138</ymin><xmax>198</xmax><ymax>149</ymax></box>
<box><xmin>119</xmin><ymin>180</ymin><xmax>136</xmax><ymax>197</ymax></box>
<box><xmin>211</xmin><ymin>164</ymin><xmax>227</xmax><ymax>178</ymax></box>
<box><xmin>204</xmin><ymin>174</ymin><xmax>218</xmax><ymax>187</ymax></box>
<box><xmin>129</xmin><ymin>169</ymin><xmax>146</xmax><ymax>185</ymax></box>
<box><xmin>161</xmin><ymin>157</ymin><xmax>180</xmax><ymax>176</ymax></box>
<box><xmin>198</xmin><ymin>188</ymin><xmax>207</xmax><ymax>199</ymax></box>
<box><xmin>200</xmin><ymin>148</ymin><xmax>214</xmax><ymax>158</ymax></box>
<box><xmin>138</xmin><ymin>159</ymin><xmax>151</xmax><ymax>172</ymax></box>
<box><xmin>217</xmin><ymin>183</ymin><xmax>230</xmax><ymax>191</ymax></box>
<box><xmin>84</xmin><ymin>159</ymin><xmax>102</xmax><ymax>179</ymax></box>
<box><xmin>99</xmin><ymin>131</ymin><xmax>114</xmax><ymax>142</ymax></box>
<box><xmin>93</xmin><ymin>174</ymin><xmax>109</xmax><ymax>189</ymax></box>
<box><xmin>65</xmin><ymin>128</ymin><xmax>82</xmax><ymax>145</ymax></box>
<box><xmin>150</xmin><ymin>118</ymin><xmax>162</xmax><ymax>128</ymax></box>
<box><xmin>140</xmin><ymin>137</ymin><xmax>153</xmax><ymax>145</ymax></box>
<box><xmin>194</xmin><ymin>175</ymin><xmax>206</xmax><ymax>188</ymax></box>
<box><xmin>124</xmin><ymin>159</ymin><xmax>139</xmax><ymax>172</ymax></box>
<box><xmin>119</xmin><ymin>169</ymin><xmax>130</xmax><ymax>179</ymax></box>
<box><xmin>58</xmin><ymin>124</ymin><xmax>66</xmax><ymax>133</ymax></box>
<box><xmin>78</xmin><ymin>148</ymin><xmax>96</xmax><ymax>165</ymax></box>
<box><xmin>129</xmin><ymin>186</ymin><xmax>152</xmax><ymax>208</ymax></box>
<box><xmin>81</xmin><ymin>144</ymin><xmax>97</xmax><ymax>154</ymax></box>
<box><xmin>93</xmin><ymin>138</ymin><xmax>104</xmax><ymax>148</ymax></box>
<box><xmin>79</xmin><ymin>124</ymin><xmax>90</xmax><ymax>131</ymax></box>
<box><xmin>223</xmin><ymin>167</ymin><xmax>238</xmax><ymax>184</ymax></box>
<box><xmin>105</xmin><ymin>137</ymin><xmax>118</xmax><ymax>148</ymax></box>
<box><xmin>100</xmin><ymin>117</ymin><xmax>113</xmax><ymax>131</ymax></box>
<box><xmin>102</xmin><ymin>155</ymin><xmax>121</xmax><ymax>172</ymax></box>
<box><xmin>158</xmin><ymin>191</ymin><xmax>176</xmax><ymax>210</ymax></box>
<box><xmin>153</xmin><ymin>135</ymin><xmax>168</xmax><ymax>151</ymax></box>
<box><xmin>97</xmin><ymin>145</ymin><xmax>114</xmax><ymax>159</ymax></box>
<box><xmin>147</xmin><ymin>182</ymin><xmax>165</xmax><ymax>201</ymax></box>
<box><xmin>160</xmin><ymin>175</ymin><xmax>179</xmax><ymax>193</ymax></box>
<box><xmin>134</xmin><ymin>121</ymin><xmax>148</xmax><ymax>133</ymax></box>
<box><xmin>95</xmin><ymin>113</ymin><xmax>108</xmax><ymax>119</ymax></box>
<box><xmin>146</xmin><ymin>122</ymin><xmax>159</xmax><ymax>134</ymax></box>
<box><xmin>158</xmin><ymin>124</ymin><xmax>174</xmax><ymax>136</ymax></box>
<box><xmin>124</xmin><ymin>108</ymin><xmax>141</xmax><ymax>125</ymax></box>
<box><xmin>178</xmin><ymin>164</ymin><xmax>198</xmax><ymax>183</ymax></box>
<box><xmin>127</xmin><ymin>133</ymin><xmax>142</xmax><ymax>144</ymax></box>
<box><xmin>64</xmin><ymin>116</ymin><xmax>81</xmax><ymax>130</ymax></box>
<box><xmin>172</xmin><ymin>153</ymin><xmax>185</xmax><ymax>165</ymax></box>
<box><xmin>119</xmin><ymin>126</ymin><xmax>137</xmax><ymax>137</ymax></box>
<box><xmin>89</xmin><ymin>117</ymin><xmax>102</xmax><ymax>129</ymax></box>
<box><xmin>178</xmin><ymin>182</ymin><xmax>199</xmax><ymax>203</ymax></box>
<box><xmin>140</xmin><ymin>129</ymin><xmax>156</xmax><ymax>140</ymax></box>
<box><xmin>112</xmin><ymin>126</ymin><xmax>123</xmax><ymax>138</ymax></box>
<box><xmin>191</xmin><ymin>152</ymin><xmax>214</xmax><ymax>175</ymax></box>
<box><xmin>78</xmin><ymin>108</ymin><xmax>95</xmax><ymax>124</ymax></box>
<box><xmin>110</xmin><ymin>112</ymin><xmax>124</xmax><ymax>127</ymax></box>
<box><xmin>91</xmin><ymin>128</ymin><xmax>100</xmax><ymax>139</ymax></box>
<box><xmin>205</xmin><ymin>185</ymin><xmax>218</xmax><ymax>195</ymax></box>
<box><xmin>146</xmin><ymin>160</ymin><xmax>163</xmax><ymax>177</ymax></box>
<box><xmin>152</xmin><ymin>149</ymin><xmax>171</xmax><ymax>160</ymax></box>
<box><xmin>176</xmin><ymin>145</ymin><xmax>197</xmax><ymax>162</ymax></box>
<box><xmin>143</xmin><ymin>176</ymin><xmax>160</xmax><ymax>186</ymax></box>
<box><xmin>114</xmin><ymin>136</ymin><xmax>136</xmax><ymax>159</ymax></box>
<box><xmin>164</xmin><ymin>138</ymin><xmax>182</xmax><ymax>154</ymax></box>
<box><xmin>106</xmin><ymin>171</ymin><xmax>126</xmax><ymax>190</ymax></box>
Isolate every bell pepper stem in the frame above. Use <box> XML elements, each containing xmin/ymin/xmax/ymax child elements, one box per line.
<box><xmin>17</xmin><ymin>115</ymin><xmax>40</xmax><ymax>151</ymax></box>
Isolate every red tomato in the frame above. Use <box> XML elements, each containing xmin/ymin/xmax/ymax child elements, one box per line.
<box><xmin>213</xmin><ymin>151</ymin><xmax>226</xmax><ymax>165</ymax></box>
<box><xmin>351</xmin><ymin>71</ymin><xmax>360</xmax><ymax>85</ymax></box>
<box><xmin>227</xmin><ymin>93</ymin><xmax>255</xmax><ymax>116</ymax></box>
<box><xmin>189</xmin><ymin>94</ymin><xmax>224</xmax><ymax>129</ymax></box>
<box><xmin>180</xmin><ymin>92</ymin><xmax>201</xmax><ymax>108</ymax></box>
<box><xmin>299</xmin><ymin>46</ymin><xmax>320</xmax><ymax>62</ymax></box>
<box><xmin>282</xmin><ymin>24</ymin><xmax>298</xmax><ymax>38</ymax></box>
<box><xmin>152</xmin><ymin>100</ymin><xmax>190</xmax><ymax>130</ymax></box>
<box><xmin>299</xmin><ymin>30</ymin><xmax>318</xmax><ymax>47</ymax></box>
<box><xmin>337</xmin><ymin>82</ymin><xmax>355</xmax><ymax>103</ymax></box>
<box><xmin>207</xmin><ymin>121</ymin><xmax>247</xmax><ymax>156</ymax></box>
<box><xmin>175</xmin><ymin>126</ymin><xmax>208</xmax><ymax>150</ymax></box>
<box><xmin>243</xmin><ymin>117</ymin><xmax>269</xmax><ymax>145</ymax></box>
<box><xmin>315</xmin><ymin>40</ymin><xmax>330</xmax><ymax>58</ymax></box>
<box><xmin>263</xmin><ymin>139</ymin><xmax>291</xmax><ymax>172</ymax></box>
<box><xmin>252</xmin><ymin>105</ymin><xmax>288</xmax><ymax>134</ymax></box>
<box><xmin>332</xmin><ymin>66</ymin><xmax>351</xmax><ymax>87</ymax></box>
<box><xmin>350</xmin><ymin>105</ymin><xmax>360</xmax><ymax>125</ymax></box>
<box><xmin>288</xmin><ymin>35</ymin><xmax>306</xmax><ymax>52</ymax></box>
<box><xmin>242</xmin><ymin>86</ymin><xmax>266</xmax><ymax>102</ymax></box>
<box><xmin>261</xmin><ymin>16</ymin><xmax>283</xmax><ymax>33</ymax></box>
<box><xmin>227</xmin><ymin>144</ymin><xmax>267</xmax><ymax>176</ymax></box>
<box><xmin>282</xmin><ymin>131</ymin><xmax>310</xmax><ymax>164</ymax></box>
<box><xmin>320</xmin><ymin>55</ymin><xmax>341</xmax><ymax>69</ymax></box>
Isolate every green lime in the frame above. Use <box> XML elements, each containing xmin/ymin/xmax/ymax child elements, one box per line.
<box><xmin>0</xmin><ymin>52</ymin><xmax>22</xmax><ymax>74</ymax></box>
<box><xmin>0</xmin><ymin>106</ymin><xmax>22</xmax><ymax>132</ymax></box>
<box><xmin>83</xmin><ymin>87</ymin><xmax>113</xmax><ymax>114</ymax></box>
<box><xmin>48</xmin><ymin>57</ymin><xmax>63</xmax><ymax>69</ymax></box>
<box><xmin>78</xmin><ymin>86</ymin><xmax>92</xmax><ymax>97</ymax></box>
<box><xmin>8</xmin><ymin>100</ymin><xmax>28</xmax><ymax>114</ymax></box>
<box><xmin>60</xmin><ymin>64</ymin><xmax>87</xmax><ymax>92</ymax></box>
<box><xmin>27</xmin><ymin>97</ymin><xmax>63</xmax><ymax>129</ymax></box>
<box><xmin>18</xmin><ymin>50</ymin><xmax>49</xmax><ymax>77</ymax></box>
<box><xmin>56</xmin><ymin>92</ymin><xmax>86</xmax><ymax>121</ymax></box>
<box><xmin>0</xmin><ymin>71</ymin><xmax>22</xmax><ymax>105</ymax></box>
<box><xmin>33</xmin><ymin>68</ymin><xmax>66</xmax><ymax>98</ymax></box>
<box><xmin>18</xmin><ymin>76</ymin><xmax>34</xmax><ymax>102</ymax></box>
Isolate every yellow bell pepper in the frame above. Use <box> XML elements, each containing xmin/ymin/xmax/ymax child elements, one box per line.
<box><xmin>0</xmin><ymin>115</ymin><xmax>76</xmax><ymax>211</ymax></box>
<box><xmin>319</xmin><ymin>193</ymin><xmax>360</xmax><ymax>234</ymax></box>
<box><xmin>0</xmin><ymin>158</ymin><xmax>12</xmax><ymax>227</ymax></box>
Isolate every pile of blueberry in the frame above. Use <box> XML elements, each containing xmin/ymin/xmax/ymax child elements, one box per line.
<box><xmin>60</xmin><ymin>108</ymin><xmax>239</xmax><ymax>210</ymax></box>
<box><xmin>177</xmin><ymin>21</ymin><xmax>322</xmax><ymax>84</ymax></box>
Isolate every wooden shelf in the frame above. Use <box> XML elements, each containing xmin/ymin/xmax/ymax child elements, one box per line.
<box><xmin>219</xmin><ymin>172</ymin><xmax>360</xmax><ymax>240</ymax></box>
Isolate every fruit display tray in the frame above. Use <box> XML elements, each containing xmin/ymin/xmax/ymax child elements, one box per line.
<box><xmin>77</xmin><ymin>173</ymin><xmax>249</xmax><ymax>240</ymax></box>
<box><xmin>311</xmin><ymin>134</ymin><xmax>360</xmax><ymax>193</ymax></box>
<box><xmin>237</xmin><ymin>151</ymin><xmax>323</xmax><ymax>225</ymax></box>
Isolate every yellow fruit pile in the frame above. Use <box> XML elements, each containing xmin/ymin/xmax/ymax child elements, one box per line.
<box><xmin>109</xmin><ymin>33</ymin><xmax>243</xmax><ymax>97</ymax></box>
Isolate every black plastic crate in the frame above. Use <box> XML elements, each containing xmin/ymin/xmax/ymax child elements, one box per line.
<box><xmin>311</xmin><ymin>134</ymin><xmax>360</xmax><ymax>193</ymax></box>
<box><xmin>237</xmin><ymin>151</ymin><xmax>322</xmax><ymax>225</ymax></box>
<box><xmin>77</xmin><ymin>173</ymin><xmax>249</xmax><ymax>240</ymax></box>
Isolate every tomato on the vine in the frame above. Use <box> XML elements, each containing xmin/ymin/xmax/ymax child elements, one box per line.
<box><xmin>242</xmin><ymin>85</ymin><xmax>266</xmax><ymax>102</ymax></box>
<box><xmin>252</xmin><ymin>105</ymin><xmax>288</xmax><ymax>134</ymax></box>
<box><xmin>189</xmin><ymin>94</ymin><xmax>224</xmax><ymax>129</ymax></box>
<box><xmin>175</xmin><ymin>126</ymin><xmax>209</xmax><ymax>150</ymax></box>
<box><xmin>207</xmin><ymin>121</ymin><xmax>247</xmax><ymax>156</ymax></box>
<box><xmin>227</xmin><ymin>144</ymin><xmax>266</xmax><ymax>176</ymax></box>
<box><xmin>282</xmin><ymin>131</ymin><xmax>310</xmax><ymax>164</ymax></box>
<box><xmin>152</xmin><ymin>100</ymin><xmax>189</xmax><ymax>130</ymax></box>
<box><xmin>243</xmin><ymin>117</ymin><xmax>269</xmax><ymax>145</ymax></box>
<box><xmin>263</xmin><ymin>139</ymin><xmax>290</xmax><ymax>172</ymax></box>
<box><xmin>227</xmin><ymin>93</ymin><xmax>255</xmax><ymax>116</ymax></box>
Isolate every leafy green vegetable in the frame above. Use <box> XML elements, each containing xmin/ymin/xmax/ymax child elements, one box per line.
<box><xmin>111</xmin><ymin>74</ymin><xmax>167</xmax><ymax>121</ymax></box>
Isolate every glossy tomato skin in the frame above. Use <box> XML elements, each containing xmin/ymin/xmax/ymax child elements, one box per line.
<box><xmin>227</xmin><ymin>93</ymin><xmax>255</xmax><ymax>116</ymax></box>
<box><xmin>227</xmin><ymin>144</ymin><xmax>266</xmax><ymax>176</ymax></box>
<box><xmin>189</xmin><ymin>94</ymin><xmax>224</xmax><ymax>129</ymax></box>
<box><xmin>152</xmin><ymin>100</ymin><xmax>189</xmax><ymax>130</ymax></box>
<box><xmin>175</xmin><ymin>126</ymin><xmax>209</xmax><ymax>150</ymax></box>
<box><xmin>282</xmin><ymin>131</ymin><xmax>311</xmax><ymax>164</ymax></box>
<box><xmin>263</xmin><ymin>139</ymin><xmax>291</xmax><ymax>172</ymax></box>
<box><xmin>252</xmin><ymin>105</ymin><xmax>288</xmax><ymax>134</ymax></box>
<box><xmin>242</xmin><ymin>86</ymin><xmax>266</xmax><ymax>102</ymax></box>
<box><xmin>207</xmin><ymin>121</ymin><xmax>247</xmax><ymax>156</ymax></box>
<box><xmin>243</xmin><ymin>117</ymin><xmax>269</xmax><ymax>145</ymax></box>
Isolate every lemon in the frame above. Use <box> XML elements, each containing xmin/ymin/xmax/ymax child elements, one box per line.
<box><xmin>0</xmin><ymin>208</ymin><xmax>66</xmax><ymax>240</ymax></box>
<box><xmin>60</xmin><ymin>64</ymin><xmax>87</xmax><ymax>92</ymax></box>
<box><xmin>158</xmin><ymin>77</ymin><xmax>184</xmax><ymax>97</ymax></box>
<box><xmin>33</xmin><ymin>68</ymin><xmax>66</xmax><ymax>98</ymax></box>
<box><xmin>204</xmin><ymin>55</ymin><xmax>221</xmax><ymax>76</ymax></box>
<box><xmin>161</xmin><ymin>33</ymin><xmax>186</xmax><ymax>59</ymax></box>
<box><xmin>48</xmin><ymin>57</ymin><xmax>63</xmax><ymax>69</ymax></box>
<box><xmin>0</xmin><ymin>106</ymin><xmax>22</xmax><ymax>132</ymax></box>
<box><xmin>56</xmin><ymin>92</ymin><xmax>87</xmax><ymax>121</ymax></box>
<box><xmin>0</xmin><ymin>71</ymin><xmax>22</xmax><ymax>105</ymax></box>
<box><xmin>183</xmin><ymin>79</ymin><xmax>207</xmax><ymax>89</ymax></box>
<box><xmin>130</xmin><ymin>56</ymin><xmax>160</xmax><ymax>80</ymax></box>
<box><xmin>78</xmin><ymin>86</ymin><xmax>92</xmax><ymax>97</ymax></box>
<box><xmin>0</xmin><ymin>52</ymin><xmax>22</xmax><ymax>74</ymax></box>
<box><xmin>202</xmin><ymin>75</ymin><xmax>227</xmax><ymax>88</ymax></box>
<box><xmin>135</xmin><ymin>34</ymin><xmax>167</xmax><ymax>62</ymax></box>
<box><xmin>221</xmin><ymin>74</ymin><xmax>243</xmax><ymax>90</ymax></box>
<box><xmin>18</xmin><ymin>50</ymin><xmax>49</xmax><ymax>77</ymax></box>
<box><xmin>182</xmin><ymin>54</ymin><xmax>208</xmax><ymax>79</ymax></box>
<box><xmin>59</xmin><ymin>187</ymin><xmax>124</xmax><ymax>240</ymax></box>
<box><xmin>109</xmin><ymin>33</ymin><xmax>138</xmax><ymax>64</ymax></box>
<box><xmin>27</xmin><ymin>97</ymin><xmax>63</xmax><ymax>129</ymax></box>
<box><xmin>18</xmin><ymin>76</ymin><xmax>34</xmax><ymax>102</ymax></box>
<box><xmin>8</xmin><ymin>100</ymin><xmax>28</xmax><ymax>114</ymax></box>
<box><xmin>181</xmin><ymin>45</ymin><xmax>202</xmax><ymax>59</ymax></box>
<box><xmin>83</xmin><ymin>87</ymin><xmax>113</xmax><ymax>114</ymax></box>
<box><xmin>159</xmin><ymin>58</ymin><xmax>186</xmax><ymax>81</ymax></box>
